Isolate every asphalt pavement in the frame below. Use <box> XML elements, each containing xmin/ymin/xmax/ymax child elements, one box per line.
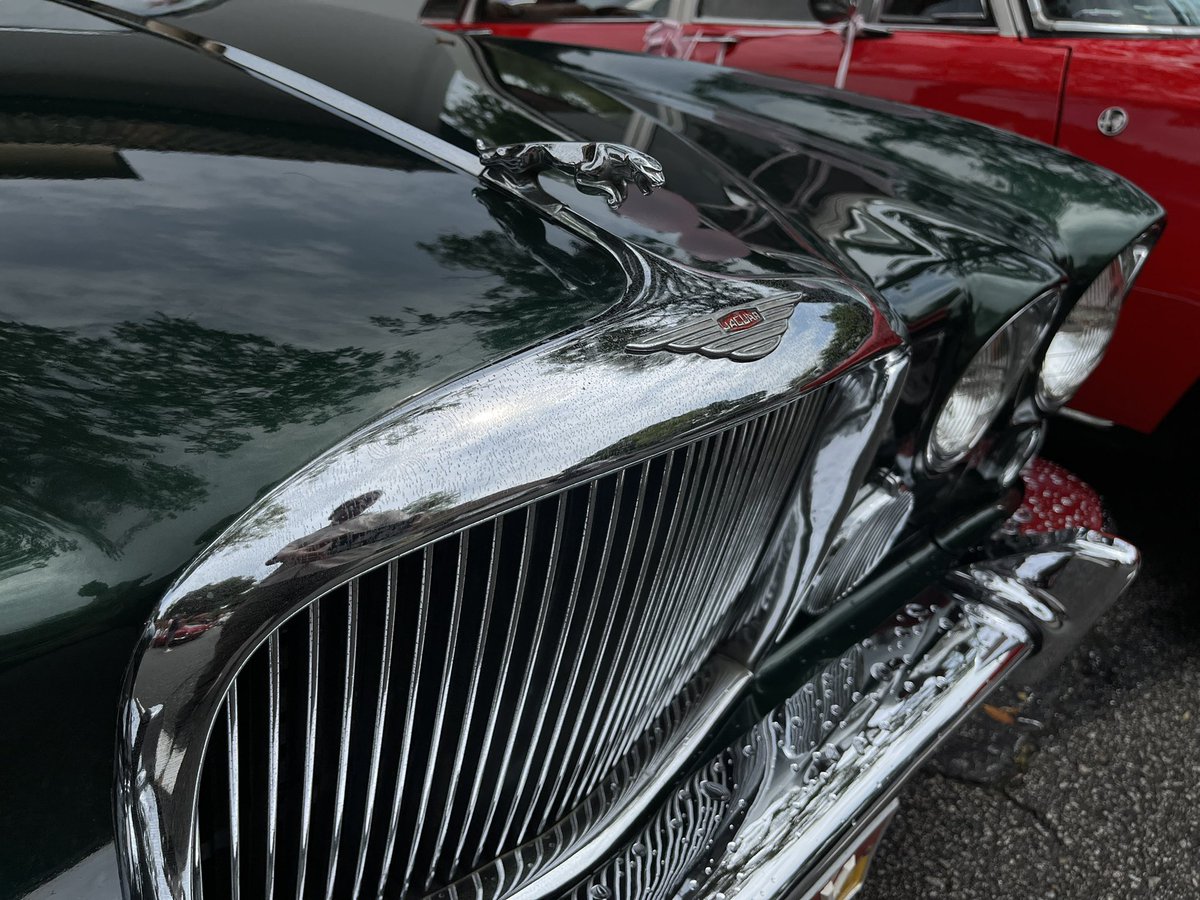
<box><xmin>858</xmin><ymin>417</ymin><xmax>1200</xmax><ymax>899</ymax></box>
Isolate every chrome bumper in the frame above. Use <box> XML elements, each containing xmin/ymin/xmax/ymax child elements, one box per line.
<box><xmin>567</xmin><ymin>529</ymin><xmax>1138</xmax><ymax>899</ymax></box>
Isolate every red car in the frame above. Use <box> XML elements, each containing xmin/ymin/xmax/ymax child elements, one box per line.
<box><xmin>425</xmin><ymin>0</ymin><xmax>1200</xmax><ymax>433</ymax></box>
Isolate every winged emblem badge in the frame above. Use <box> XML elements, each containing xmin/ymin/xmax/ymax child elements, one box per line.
<box><xmin>626</xmin><ymin>294</ymin><xmax>806</xmax><ymax>362</ymax></box>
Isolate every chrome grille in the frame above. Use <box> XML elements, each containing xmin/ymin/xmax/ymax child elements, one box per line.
<box><xmin>194</xmin><ymin>390</ymin><xmax>828</xmax><ymax>899</ymax></box>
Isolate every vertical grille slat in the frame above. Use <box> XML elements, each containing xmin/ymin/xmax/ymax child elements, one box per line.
<box><xmin>414</xmin><ymin>535</ymin><xmax>471</xmax><ymax>892</ymax></box>
<box><xmin>457</xmin><ymin>507</ymin><xmax>539</xmax><ymax>872</ymax></box>
<box><xmin>196</xmin><ymin>389</ymin><xmax>836</xmax><ymax>899</ymax></box>
<box><xmin>350</xmin><ymin>560</ymin><xmax>398</xmax><ymax>899</ymax></box>
<box><xmin>568</xmin><ymin>449</ymin><xmax>684</xmax><ymax>799</ymax></box>
<box><xmin>226</xmin><ymin>683</ymin><xmax>241</xmax><ymax>900</ymax></box>
<box><xmin>530</xmin><ymin>477</ymin><xmax>624</xmax><ymax>834</ymax></box>
<box><xmin>324</xmin><ymin>585</ymin><xmax>358</xmax><ymax>900</ymax></box>
<box><xmin>265</xmin><ymin>633</ymin><xmax>281</xmax><ymax>900</ymax></box>
<box><xmin>295</xmin><ymin>605</ymin><xmax>319</xmax><ymax>900</ymax></box>
<box><xmin>509</xmin><ymin>485</ymin><xmax>600</xmax><ymax>844</ymax></box>
<box><xmin>422</xmin><ymin>535</ymin><xmax>477</xmax><ymax>888</ymax></box>
<box><xmin>382</xmin><ymin>547</ymin><xmax>432</xmax><ymax>900</ymax></box>
<box><xmin>555</xmin><ymin>463</ymin><xmax>656</xmax><ymax>810</ymax></box>
<box><xmin>425</xmin><ymin>523</ymin><xmax>502</xmax><ymax>892</ymax></box>
<box><xmin>493</xmin><ymin>495</ymin><xmax>569</xmax><ymax>856</ymax></box>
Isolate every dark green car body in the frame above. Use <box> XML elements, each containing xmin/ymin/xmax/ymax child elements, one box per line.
<box><xmin>0</xmin><ymin>0</ymin><xmax>1161</xmax><ymax>895</ymax></box>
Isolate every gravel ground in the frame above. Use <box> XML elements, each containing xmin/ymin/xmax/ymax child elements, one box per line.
<box><xmin>858</xmin><ymin>419</ymin><xmax>1200</xmax><ymax>899</ymax></box>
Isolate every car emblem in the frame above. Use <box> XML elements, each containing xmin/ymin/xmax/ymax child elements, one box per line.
<box><xmin>716</xmin><ymin>308</ymin><xmax>765</xmax><ymax>333</ymax></box>
<box><xmin>1097</xmin><ymin>107</ymin><xmax>1128</xmax><ymax>137</ymax></box>
<box><xmin>627</xmin><ymin>294</ymin><xmax>805</xmax><ymax>362</ymax></box>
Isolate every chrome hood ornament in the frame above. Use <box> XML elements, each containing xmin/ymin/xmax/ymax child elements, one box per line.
<box><xmin>477</xmin><ymin>140</ymin><xmax>665</xmax><ymax>209</ymax></box>
<box><xmin>626</xmin><ymin>293</ymin><xmax>810</xmax><ymax>362</ymax></box>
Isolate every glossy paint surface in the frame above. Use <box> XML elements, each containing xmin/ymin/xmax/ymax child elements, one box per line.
<box><xmin>446</xmin><ymin>5</ymin><xmax>1197</xmax><ymax>430</ymax></box>
<box><xmin>844</xmin><ymin>32</ymin><xmax>1067</xmax><ymax>145</ymax></box>
<box><xmin>0</xmin><ymin>0</ymin><xmax>1161</xmax><ymax>893</ymax></box>
<box><xmin>0</xmin><ymin>19</ymin><xmax>626</xmax><ymax>893</ymax></box>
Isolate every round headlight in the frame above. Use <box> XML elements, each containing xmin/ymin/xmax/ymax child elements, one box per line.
<box><xmin>928</xmin><ymin>292</ymin><xmax>1056</xmax><ymax>472</ymax></box>
<box><xmin>1038</xmin><ymin>242</ymin><xmax>1148</xmax><ymax>410</ymax></box>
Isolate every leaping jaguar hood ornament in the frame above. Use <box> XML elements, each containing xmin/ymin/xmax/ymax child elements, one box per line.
<box><xmin>477</xmin><ymin>140</ymin><xmax>666</xmax><ymax>209</ymax></box>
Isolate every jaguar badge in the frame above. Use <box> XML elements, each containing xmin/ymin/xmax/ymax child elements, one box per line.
<box><xmin>627</xmin><ymin>294</ymin><xmax>805</xmax><ymax>362</ymax></box>
<box><xmin>717</xmin><ymin>308</ymin><xmax>765</xmax><ymax>333</ymax></box>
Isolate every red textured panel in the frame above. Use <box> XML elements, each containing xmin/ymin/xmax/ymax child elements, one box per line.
<box><xmin>1011</xmin><ymin>458</ymin><xmax>1104</xmax><ymax>535</ymax></box>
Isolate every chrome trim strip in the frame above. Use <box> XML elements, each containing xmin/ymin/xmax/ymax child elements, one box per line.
<box><xmin>875</xmin><ymin>22</ymin><xmax>1000</xmax><ymax>32</ymax></box>
<box><xmin>983</xmin><ymin>0</ymin><xmax>1023</xmax><ymax>36</ymax></box>
<box><xmin>1058</xmin><ymin>408</ymin><xmax>1115</xmax><ymax>428</ymax></box>
<box><xmin>693</xmin><ymin>15</ymin><xmax>823</xmax><ymax>26</ymax></box>
<box><xmin>455</xmin><ymin>0</ymin><xmax>691</xmax><ymax>21</ymax></box>
<box><xmin>1025</xmin><ymin>0</ymin><xmax>1200</xmax><ymax>33</ymax></box>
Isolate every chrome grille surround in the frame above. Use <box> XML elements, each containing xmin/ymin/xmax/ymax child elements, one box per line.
<box><xmin>193</xmin><ymin>393</ymin><xmax>830</xmax><ymax>899</ymax></box>
<box><xmin>115</xmin><ymin>180</ymin><xmax>909</xmax><ymax>899</ymax></box>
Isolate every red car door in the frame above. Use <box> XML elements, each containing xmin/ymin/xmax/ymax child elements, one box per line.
<box><xmin>843</xmin><ymin>0</ymin><xmax>1067</xmax><ymax>144</ymax></box>
<box><xmin>687</xmin><ymin>0</ymin><xmax>847</xmax><ymax>86</ymax></box>
<box><xmin>1048</xmin><ymin>36</ymin><xmax>1200</xmax><ymax>431</ymax></box>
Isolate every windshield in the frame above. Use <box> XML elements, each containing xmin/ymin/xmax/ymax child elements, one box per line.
<box><xmin>1039</xmin><ymin>0</ymin><xmax>1200</xmax><ymax>26</ymax></box>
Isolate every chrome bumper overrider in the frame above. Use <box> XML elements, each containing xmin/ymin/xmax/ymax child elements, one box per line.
<box><xmin>563</xmin><ymin>529</ymin><xmax>1138</xmax><ymax>899</ymax></box>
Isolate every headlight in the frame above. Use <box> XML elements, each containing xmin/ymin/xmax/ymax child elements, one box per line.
<box><xmin>1038</xmin><ymin>241</ymin><xmax>1149</xmax><ymax>410</ymax></box>
<box><xmin>927</xmin><ymin>292</ymin><xmax>1056</xmax><ymax>471</ymax></box>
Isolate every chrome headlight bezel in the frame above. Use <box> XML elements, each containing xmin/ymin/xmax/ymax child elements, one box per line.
<box><xmin>926</xmin><ymin>290</ymin><xmax>1058</xmax><ymax>473</ymax></box>
<box><xmin>1036</xmin><ymin>240</ymin><xmax>1151</xmax><ymax>412</ymax></box>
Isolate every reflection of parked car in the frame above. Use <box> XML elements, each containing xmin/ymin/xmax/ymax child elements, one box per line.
<box><xmin>427</xmin><ymin>0</ymin><xmax>1200</xmax><ymax>433</ymax></box>
<box><xmin>2</xmin><ymin>0</ymin><xmax>1160</xmax><ymax>898</ymax></box>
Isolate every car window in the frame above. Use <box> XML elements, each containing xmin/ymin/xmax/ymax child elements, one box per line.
<box><xmin>697</xmin><ymin>0</ymin><xmax>817</xmax><ymax>20</ymax></box>
<box><xmin>470</xmin><ymin>0</ymin><xmax>670</xmax><ymax>21</ymax></box>
<box><xmin>1038</xmin><ymin>0</ymin><xmax>1200</xmax><ymax>25</ymax></box>
<box><xmin>880</xmin><ymin>0</ymin><xmax>993</xmax><ymax>23</ymax></box>
<box><xmin>420</xmin><ymin>0</ymin><xmax>467</xmax><ymax>18</ymax></box>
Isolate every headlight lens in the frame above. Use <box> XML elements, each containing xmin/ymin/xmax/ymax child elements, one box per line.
<box><xmin>928</xmin><ymin>293</ymin><xmax>1056</xmax><ymax>471</ymax></box>
<box><xmin>1038</xmin><ymin>242</ymin><xmax>1149</xmax><ymax>410</ymax></box>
